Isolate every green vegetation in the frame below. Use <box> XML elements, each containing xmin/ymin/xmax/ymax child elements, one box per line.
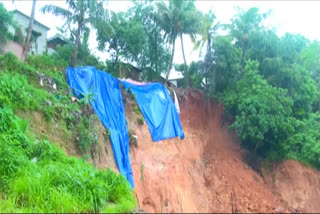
<box><xmin>173</xmin><ymin>8</ymin><xmax>318</xmax><ymax>169</ymax></box>
<box><xmin>173</xmin><ymin>7</ymin><xmax>319</xmax><ymax>170</ymax></box>
<box><xmin>0</xmin><ymin>53</ymin><xmax>136</xmax><ymax>212</ymax></box>
<box><xmin>133</xmin><ymin>105</ymin><xmax>141</xmax><ymax>115</ymax></box>
<box><xmin>213</xmin><ymin>9</ymin><xmax>319</xmax><ymax>169</ymax></box>
<box><xmin>41</xmin><ymin>1</ymin><xmax>106</xmax><ymax>67</ymax></box>
<box><xmin>128</xmin><ymin>130</ymin><xmax>138</xmax><ymax>148</ymax></box>
<box><xmin>138</xmin><ymin>117</ymin><xmax>145</xmax><ymax>126</ymax></box>
<box><xmin>76</xmin><ymin>114</ymin><xmax>99</xmax><ymax>153</ymax></box>
<box><xmin>0</xmin><ymin>104</ymin><xmax>136</xmax><ymax>213</ymax></box>
<box><xmin>133</xmin><ymin>103</ymin><xmax>144</xmax><ymax>126</ymax></box>
<box><xmin>0</xmin><ymin>3</ymin><xmax>14</xmax><ymax>43</ymax></box>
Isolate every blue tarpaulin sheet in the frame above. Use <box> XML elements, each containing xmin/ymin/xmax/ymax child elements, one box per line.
<box><xmin>66</xmin><ymin>66</ymin><xmax>134</xmax><ymax>188</ymax></box>
<box><xmin>121</xmin><ymin>81</ymin><xmax>185</xmax><ymax>141</ymax></box>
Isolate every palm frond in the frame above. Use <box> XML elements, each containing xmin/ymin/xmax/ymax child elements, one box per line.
<box><xmin>66</xmin><ymin>0</ymin><xmax>77</xmax><ymax>10</ymax></box>
<box><xmin>40</xmin><ymin>5</ymin><xmax>72</xmax><ymax>19</ymax></box>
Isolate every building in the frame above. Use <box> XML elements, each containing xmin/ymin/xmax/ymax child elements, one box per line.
<box><xmin>47</xmin><ymin>34</ymin><xmax>68</xmax><ymax>54</ymax></box>
<box><xmin>12</xmin><ymin>10</ymin><xmax>50</xmax><ymax>55</ymax></box>
<box><xmin>0</xmin><ymin>9</ymin><xmax>50</xmax><ymax>59</ymax></box>
<box><xmin>111</xmin><ymin>62</ymin><xmax>142</xmax><ymax>81</ymax></box>
<box><xmin>160</xmin><ymin>68</ymin><xmax>184</xmax><ymax>87</ymax></box>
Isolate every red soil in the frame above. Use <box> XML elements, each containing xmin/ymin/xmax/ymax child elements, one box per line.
<box><xmin>128</xmin><ymin>89</ymin><xmax>294</xmax><ymax>213</ymax></box>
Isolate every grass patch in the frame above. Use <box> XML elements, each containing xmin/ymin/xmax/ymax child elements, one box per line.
<box><xmin>0</xmin><ymin>104</ymin><xmax>136</xmax><ymax>213</ymax></box>
<box><xmin>0</xmin><ymin>53</ymin><xmax>137</xmax><ymax>213</ymax></box>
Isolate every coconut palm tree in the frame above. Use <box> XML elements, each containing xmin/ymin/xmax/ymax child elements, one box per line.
<box><xmin>195</xmin><ymin>11</ymin><xmax>220</xmax><ymax>90</ymax></box>
<box><xmin>41</xmin><ymin>0</ymin><xmax>106</xmax><ymax>67</ymax></box>
<box><xmin>156</xmin><ymin>0</ymin><xmax>203</xmax><ymax>87</ymax></box>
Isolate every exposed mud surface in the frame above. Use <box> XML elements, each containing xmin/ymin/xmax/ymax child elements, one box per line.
<box><xmin>20</xmin><ymin>89</ymin><xmax>320</xmax><ymax>213</ymax></box>
<box><xmin>127</xmin><ymin>89</ymin><xmax>292</xmax><ymax>213</ymax></box>
<box><xmin>263</xmin><ymin>159</ymin><xmax>320</xmax><ymax>213</ymax></box>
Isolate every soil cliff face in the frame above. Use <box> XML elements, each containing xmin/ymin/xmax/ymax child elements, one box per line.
<box><xmin>127</xmin><ymin>89</ymin><xmax>291</xmax><ymax>213</ymax></box>
<box><xmin>263</xmin><ymin>160</ymin><xmax>320</xmax><ymax>213</ymax></box>
<box><xmin>19</xmin><ymin>89</ymin><xmax>319</xmax><ymax>213</ymax></box>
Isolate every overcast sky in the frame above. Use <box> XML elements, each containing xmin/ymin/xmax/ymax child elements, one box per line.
<box><xmin>2</xmin><ymin>0</ymin><xmax>320</xmax><ymax>65</ymax></box>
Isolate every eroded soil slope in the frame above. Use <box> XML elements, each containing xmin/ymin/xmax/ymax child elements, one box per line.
<box><xmin>127</xmin><ymin>89</ymin><xmax>292</xmax><ymax>213</ymax></box>
<box><xmin>20</xmin><ymin>88</ymin><xmax>319</xmax><ymax>213</ymax></box>
<box><xmin>263</xmin><ymin>160</ymin><xmax>320</xmax><ymax>213</ymax></box>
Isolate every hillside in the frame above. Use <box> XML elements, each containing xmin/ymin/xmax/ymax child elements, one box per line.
<box><xmin>126</xmin><ymin>89</ymin><xmax>319</xmax><ymax>213</ymax></box>
<box><xmin>0</xmin><ymin>53</ymin><xmax>318</xmax><ymax>213</ymax></box>
<box><xmin>0</xmin><ymin>54</ymin><xmax>136</xmax><ymax>213</ymax></box>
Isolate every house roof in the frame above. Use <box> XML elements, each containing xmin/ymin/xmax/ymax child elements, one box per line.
<box><xmin>160</xmin><ymin>68</ymin><xmax>184</xmax><ymax>81</ymax></box>
<box><xmin>47</xmin><ymin>34</ymin><xmax>68</xmax><ymax>44</ymax></box>
<box><xmin>12</xmin><ymin>9</ymin><xmax>50</xmax><ymax>30</ymax></box>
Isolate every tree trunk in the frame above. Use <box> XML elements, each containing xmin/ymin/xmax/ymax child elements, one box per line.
<box><xmin>239</xmin><ymin>41</ymin><xmax>247</xmax><ymax>75</ymax></box>
<box><xmin>206</xmin><ymin>33</ymin><xmax>211</xmax><ymax>90</ymax></box>
<box><xmin>155</xmin><ymin>31</ymin><xmax>158</xmax><ymax>74</ymax></box>
<box><xmin>180</xmin><ymin>32</ymin><xmax>188</xmax><ymax>87</ymax></box>
<box><xmin>254</xmin><ymin>141</ymin><xmax>262</xmax><ymax>156</ymax></box>
<box><xmin>22</xmin><ymin>0</ymin><xmax>36</xmax><ymax>60</ymax></box>
<box><xmin>166</xmin><ymin>37</ymin><xmax>176</xmax><ymax>83</ymax></box>
<box><xmin>71</xmin><ymin>23</ymin><xmax>82</xmax><ymax>67</ymax></box>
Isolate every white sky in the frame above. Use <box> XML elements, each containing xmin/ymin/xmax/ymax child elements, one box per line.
<box><xmin>2</xmin><ymin>0</ymin><xmax>320</xmax><ymax>65</ymax></box>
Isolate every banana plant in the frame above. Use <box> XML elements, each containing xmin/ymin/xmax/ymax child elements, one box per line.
<box><xmin>78</xmin><ymin>85</ymin><xmax>96</xmax><ymax>106</ymax></box>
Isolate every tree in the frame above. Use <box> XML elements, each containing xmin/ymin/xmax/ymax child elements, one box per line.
<box><xmin>281</xmin><ymin>112</ymin><xmax>320</xmax><ymax>169</ymax></box>
<box><xmin>223</xmin><ymin>60</ymin><xmax>294</xmax><ymax>156</ymax></box>
<box><xmin>96</xmin><ymin>1</ymin><xmax>172</xmax><ymax>81</ymax></box>
<box><xmin>97</xmin><ymin>11</ymin><xmax>147</xmax><ymax>64</ymax></box>
<box><xmin>127</xmin><ymin>1</ymin><xmax>171</xmax><ymax>81</ymax></box>
<box><xmin>259</xmin><ymin>35</ymin><xmax>318</xmax><ymax>119</ymax></box>
<box><xmin>298</xmin><ymin>40</ymin><xmax>320</xmax><ymax>85</ymax></box>
<box><xmin>0</xmin><ymin>3</ymin><xmax>14</xmax><ymax>44</ymax></box>
<box><xmin>195</xmin><ymin>10</ymin><xmax>220</xmax><ymax>91</ymax></box>
<box><xmin>228</xmin><ymin>7</ymin><xmax>270</xmax><ymax>71</ymax></box>
<box><xmin>211</xmin><ymin>36</ymin><xmax>242</xmax><ymax>95</ymax></box>
<box><xmin>22</xmin><ymin>0</ymin><xmax>36</xmax><ymax>60</ymax></box>
<box><xmin>279</xmin><ymin>33</ymin><xmax>308</xmax><ymax>65</ymax></box>
<box><xmin>175</xmin><ymin>61</ymin><xmax>203</xmax><ymax>89</ymax></box>
<box><xmin>156</xmin><ymin>0</ymin><xmax>203</xmax><ymax>86</ymax></box>
<box><xmin>41</xmin><ymin>0</ymin><xmax>106</xmax><ymax>67</ymax></box>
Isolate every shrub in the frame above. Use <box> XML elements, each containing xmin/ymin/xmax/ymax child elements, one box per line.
<box><xmin>0</xmin><ymin>53</ymin><xmax>22</xmax><ymax>72</ymax></box>
<box><xmin>137</xmin><ymin>117</ymin><xmax>144</xmax><ymax>125</ymax></box>
<box><xmin>133</xmin><ymin>105</ymin><xmax>141</xmax><ymax>115</ymax></box>
<box><xmin>26</xmin><ymin>54</ymin><xmax>67</xmax><ymax>70</ymax></box>
<box><xmin>76</xmin><ymin>115</ymin><xmax>99</xmax><ymax>153</ymax></box>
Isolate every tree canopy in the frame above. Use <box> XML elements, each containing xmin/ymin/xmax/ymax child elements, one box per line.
<box><xmin>41</xmin><ymin>0</ymin><xmax>106</xmax><ymax>66</ymax></box>
<box><xmin>0</xmin><ymin>3</ymin><xmax>14</xmax><ymax>43</ymax></box>
<box><xmin>172</xmin><ymin>6</ymin><xmax>319</xmax><ymax>169</ymax></box>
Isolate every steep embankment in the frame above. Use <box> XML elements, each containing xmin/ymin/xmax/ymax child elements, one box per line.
<box><xmin>19</xmin><ymin>86</ymin><xmax>319</xmax><ymax>213</ymax></box>
<box><xmin>263</xmin><ymin>160</ymin><xmax>320</xmax><ymax>213</ymax></box>
<box><xmin>127</xmin><ymin>89</ymin><xmax>290</xmax><ymax>213</ymax></box>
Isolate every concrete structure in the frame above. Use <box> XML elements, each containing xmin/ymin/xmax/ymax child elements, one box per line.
<box><xmin>47</xmin><ymin>34</ymin><xmax>68</xmax><ymax>55</ymax></box>
<box><xmin>0</xmin><ymin>40</ymin><xmax>25</xmax><ymax>60</ymax></box>
<box><xmin>161</xmin><ymin>68</ymin><xmax>184</xmax><ymax>87</ymax></box>
<box><xmin>7</xmin><ymin>10</ymin><xmax>50</xmax><ymax>56</ymax></box>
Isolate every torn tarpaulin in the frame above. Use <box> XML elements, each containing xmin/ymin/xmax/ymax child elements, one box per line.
<box><xmin>66</xmin><ymin>66</ymin><xmax>134</xmax><ymax>188</ymax></box>
<box><xmin>121</xmin><ymin>80</ymin><xmax>184</xmax><ymax>142</ymax></box>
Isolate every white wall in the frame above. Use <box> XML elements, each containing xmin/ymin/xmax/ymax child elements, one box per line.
<box><xmin>13</xmin><ymin>12</ymin><xmax>48</xmax><ymax>55</ymax></box>
<box><xmin>47</xmin><ymin>47</ymin><xmax>56</xmax><ymax>55</ymax></box>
